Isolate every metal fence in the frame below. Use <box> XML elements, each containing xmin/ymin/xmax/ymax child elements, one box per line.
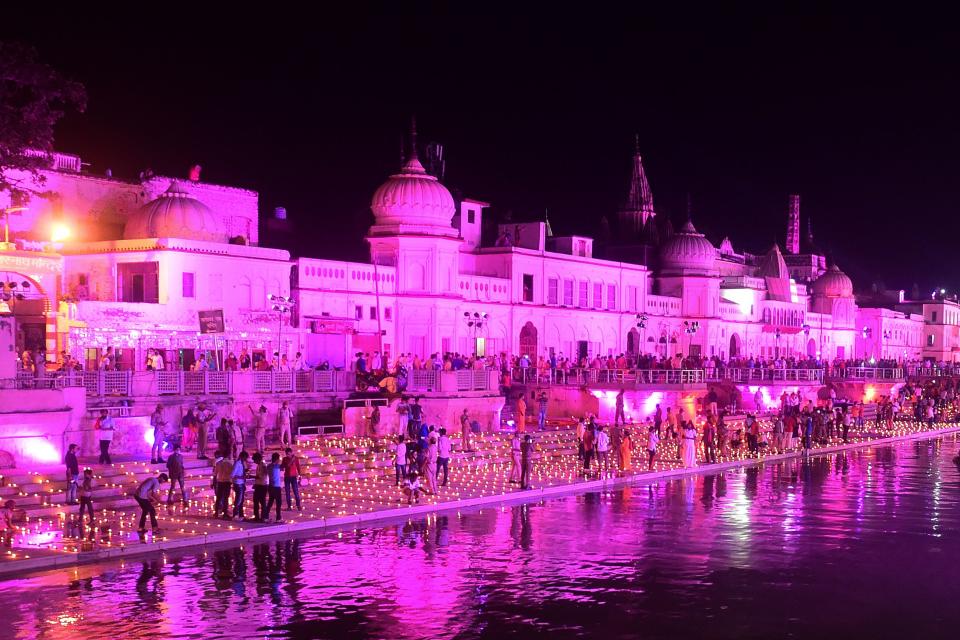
<box><xmin>827</xmin><ymin>367</ymin><xmax>904</xmax><ymax>381</ymax></box>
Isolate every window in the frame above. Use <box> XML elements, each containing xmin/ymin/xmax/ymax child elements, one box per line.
<box><xmin>355</xmin><ymin>306</ymin><xmax>363</xmax><ymax>320</ymax></box>
<box><xmin>607</xmin><ymin>284</ymin><xmax>617</xmax><ymax>310</ymax></box>
<box><xmin>467</xmin><ymin>209</ymin><xmax>475</xmax><ymax>224</ymax></box>
<box><xmin>594</xmin><ymin>283</ymin><xmax>602</xmax><ymax>309</ymax></box>
<box><xmin>370</xmin><ymin>306</ymin><xmax>378</xmax><ymax>320</ymax></box>
<box><xmin>119</xmin><ymin>262</ymin><xmax>159</xmax><ymax>303</ymax></box>
<box><xmin>548</xmin><ymin>278</ymin><xmax>559</xmax><ymax>305</ymax></box>
<box><xmin>522</xmin><ymin>274</ymin><xmax>534</xmax><ymax>302</ymax></box>
<box><xmin>385</xmin><ymin>307</ymin><xmax>393</xmax><ymax>321</ymax></box>
<box><xmin>928</xmin><ymin>334</ymin><xmax>935</xmax><ymax>347</ymax></box>
<box><xmin>627</xmin><ymin>285</ymin><xmax>638</xmax><ymax>312</ymax></box>
<box><xmin>183</xmin><ymin>271</ymin><xmax>197</xmax><ymax>298</ymax></box>
<box><xmin>932</xmin><ymin>311</ymin><xmax>938</xmax><ymax>322</ymax></box>
<box><xmin>563</xmin><ymin>279</ymin><xmax>574</xmax><ymax>306</ymax></box>
<box><xmin>578</xmin><ymin>281</ymin><xmax>589</xmax><ymax>308</ymax></box>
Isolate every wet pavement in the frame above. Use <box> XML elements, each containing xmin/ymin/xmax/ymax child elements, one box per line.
<box><xmin>2</xmin><ymin>433</ymin><xmax>959</xmax><ymax>639</ymax></box>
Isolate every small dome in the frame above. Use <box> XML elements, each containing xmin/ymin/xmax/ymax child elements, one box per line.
<box><xmin>757</xmin><ymin>244</ymin><xmax>789</xmax><ymax>279</ymax></box>
<box><xmin>370</xmin><ymin>156</ymin><xmax>456</xmax><ymax>233</ymax></box>
<box><xmin>811</xmin><ymin>263</ymin><xmax>854</xmax><ymax>298</ymax></box>
<box><xmin>659</xmin><ymin>219</ymin><xmax>717</xmax><ymax>273</ymax></box>
<box><xmin>125</xmin><ymin>182</ymin><xmax>227</xmax><ymax>242</ymax></box>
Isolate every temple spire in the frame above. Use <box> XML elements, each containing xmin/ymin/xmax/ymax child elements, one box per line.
<box><xmin>618</xmin><ymin>137</ymin><xmax>656</xmax><ymax>239</ymax></box>
<box><xmin>409</xmin><ymin>115</ymin><xmax>419</xmax><ymax>161</ymax></box>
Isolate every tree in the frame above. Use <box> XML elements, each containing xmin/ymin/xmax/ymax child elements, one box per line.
<box><xmin>0</xmin><ymin>41</ymin><xmax>86</xmax><ymax>205</ymax></box>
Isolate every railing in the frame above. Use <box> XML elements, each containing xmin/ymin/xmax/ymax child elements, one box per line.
<box><xmin>409</xmin><ymin>369</ymin><xmax>442</xmax><ymax>392</ymax></box>
<box><xmin>455</xmin><ymin>369</ymin><xmax>492</xmax><ymax>391</ymax></box>
<box><xmin>252</xmin><ymin>370</ymin><xmax>355</xmax><ymax>393</ymax></box>
<box><xmin>707</xmin><ymin>368</ymin><xmax>824</xmax><ymax>383</ymax></box>
<box><xmin>511</xmin><ymin>367</ymin><xmax>705</xmax><ymax>387</ymax></box>
<box><xmin>826</xmin><ymin>367</ymin><xmax>904</xmax><ymax>381</ymax></box>
<box><xmin>6</xmin><ymin>371</ymin><xmax>86</xmax><ymax>390</ymax></box>
<box><xmin>907</xmin><ymin>366</ymin><xmax>960</xmax><ymax>378</ymax></box>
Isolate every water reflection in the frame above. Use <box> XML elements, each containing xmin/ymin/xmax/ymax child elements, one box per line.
<box><xmin>4</xmin><ymin>434</ymin><xmax>960</xmax><ymax>639</ymax></box>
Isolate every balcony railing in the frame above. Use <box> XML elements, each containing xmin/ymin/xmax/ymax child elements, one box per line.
<box><xmin>906</xmin><ymin>365</ymin><xmax>960</xmax><ymax>378</ymax></box>
<box><xmin>706</xmin><ymin>368</ymin><xmax>824</xmax><ymax>383</ymax></box>
<box><xmin>826</xmin><ymin>367</ymin><xmax>904</xmax><ymax>381</ymax></box>
<box><xmin>510</xmin><ymin>366</ymin><xmax>827</xmax><ymax>387</ymax></box>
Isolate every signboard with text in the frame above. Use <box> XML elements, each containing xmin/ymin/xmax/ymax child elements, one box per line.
<box><xmin>198</xmin><ymin>309</ymin><xmax>225</xmax><ymax>334</ymax></box>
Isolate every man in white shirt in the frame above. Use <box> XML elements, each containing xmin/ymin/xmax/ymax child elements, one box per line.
<box><xmin>394</xmin><ymin>435</ymin><xmax>407</xmax><ymax>486</ymax></box>
<box><xmin>595</xmin><ymin>426</ymin><xmax>611</xmax><ymax>471</ymax></box>
<box><xmin>134</xmin><ymin>473</ymin><xmax>168</xmax><ymax>533</ymax></box>
<box><xmin>436</xmin><ymin>428</ymin><xmax>452</xmax><ymax>487</ymax></box>
<box><xmin>371</xmin><ymin>351</ymin><xmax>382</xmax><ymax>372</ymax></box>
<box><xmin>277</xmin><ymin>401</ymin><xmax>293</xmax><ymax>446</ymax></box>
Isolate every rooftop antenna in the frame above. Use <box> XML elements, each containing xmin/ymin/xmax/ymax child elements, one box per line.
<box><xmin>409</xmin><ymin>115</ymin><xmax>419</xmax><ymax>161</ymax></box>
<box><xmin>685</xmin><ymin>192</ymin><xmax>693</xmax><ymax>222</ymax></box>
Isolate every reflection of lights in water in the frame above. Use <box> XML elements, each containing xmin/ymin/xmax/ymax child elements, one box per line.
<box><xmin>47</xmin><ymin>614</ymin><xmax>83</xmax><ymax>626</ymax></box>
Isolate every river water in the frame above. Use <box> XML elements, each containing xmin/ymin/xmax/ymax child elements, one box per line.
<box><xmin>3</xmin><ymin>435</ymin><xmax>960</xmax><ymax>639</ymax></box>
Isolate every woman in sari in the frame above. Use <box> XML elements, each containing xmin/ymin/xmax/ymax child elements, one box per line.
<box><xmin>620</xmin><ymin>430</ymin><xmax>632</xmax><ymax>472</ymax></box>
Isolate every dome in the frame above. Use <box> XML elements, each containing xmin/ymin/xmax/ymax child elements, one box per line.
<box><xmin>124</xmin><ymin>181</ymin><xmax>227</xmax><ymax>242</ymax></box>
<box><xmin>370</xmin><ymin>156</ymin><xmax>457</xmax><ymax>235</ymax></box>
<box><xmin>659</xmin><ymin>219</ymin><xmax>717</xmax><ymax>273</ymax></box>
<box><xmin>811</xmin><ymin>263</ymin><xmax>854</xmax><ymax>298</ymax></box>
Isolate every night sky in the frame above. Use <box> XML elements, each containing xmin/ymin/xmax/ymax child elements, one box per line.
<box><xmin>3</xmin><ymin>7</ymin><xmax>959</xmax><ymax>292</ymax></box>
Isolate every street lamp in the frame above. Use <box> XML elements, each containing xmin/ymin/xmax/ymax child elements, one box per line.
<box><xmin>463</xmin><ymin>310</ymin><xmax>488</xmax><ymax>356</ymax></box>
<box><xmin>775</xmin><ymin>327</ymin><xmax>782</xmax><ymax>358</ymax></box>
<box><xmin>683</xmin><ymin>320</ymin><xmax>700</xmax><ymax>357</ymax></box>
<box><xmin>268</xmin><ymin>293</ymin><xmax>294</xmax><ymax>366</ymax></box>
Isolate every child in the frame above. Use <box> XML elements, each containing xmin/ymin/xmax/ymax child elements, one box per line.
<box><xmin>78</xmin><ymin>468</ymin><xmax>95</xmax><ymax>525</ymax></box>
<box><xmin>647</xmin><ymin>425</ymin><xmax>659</xmax><ymax>470</ymax></box>
<box><xmin>402</xmin><ymin>470</ymin><xmax>421</xmax><ymax>505</ymax></box>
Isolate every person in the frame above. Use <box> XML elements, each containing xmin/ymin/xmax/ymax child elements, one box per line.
<box><xmin>772</xmin><ymin>415</ymin><xmax>784</xmax><ymax>451</ymax></box>
<box><xmin>394</xmin><ymin>436</ymin><xmax>407</xmax><ymax>486</ymax></box>
<box><xmin>282</xmin><ymin>448</ymin><xmax>302</xmax><ymax>511</ymax></box>
<box><xmin>582</xmin><ymin>424</ymin><xmax>595</xmax><ymax>473</ymax></box>
<box><xmin>195</xmin><ymin>402</ymin><xmax>215</xmax><ymax>460</ymax></box>
<box><xmin>537</xmin><ymin>391</ymin><xmax>548</xmax><ymax>430</ymax></box>
<box><xmin>96</xmin><ymin>410</ymin><xmax>114</xmax><ymax>464</ymax></box>
<box><xmin>232</xmin><ymin>451</ymin><xmax>249</xmax><ymax>519</ymax></box>
<box><xmin>595</xmin><ymin>426</ymin><xmax>611</xmax><ymax>472</ymax></box>
<box><xmin>516</xmin><ymin>395</ymin><xmax>527</xmax><ymax>433</ymax></box>
<box><xmin>165</xmin><ymin>445</ymin><xmax>188</xmax><ymax>504</ymax></box>
<box><xmin>615</xmin><ymin>389</ymin><xmax>626</xmax><ymax>426</ymax></box>
<box><xmin>64</xmin><ymin>444</ymin><xmax>80</xmax><ymax>505</ymax></box>
<box><xmin>150</xmin><ymin>404</ymin><xmax>167</xmax><ymax>464</ymax></box>
<box><xmin>620</xmin><ymin>430</ymin><xmax>632</xmax><ymax>471</ymax></box>
<box><xmin>264</xmin><ymin>452</ymin><xmax>284</xmax><ymax>522</ymax></box>
<box><xmin>396</xmin><ymin>398</ymin><xmax>410</xmax><ymax>437</ymax></box>
<box><xmin>181</xmin><ymin>408</ymin><xmax>197</xmax><ymax>451</ymax></box>
<box><xmin>745</xmin><ymin>414</ymin><xmax>758</xmax><ymax>452</ymax></box>
<box><xmin>251</xmin><ymin>452</ymin><xmax>269</xmax><ymax>522</ymax></box>
<box><xmin>133</xmin><ymin>473</ymin><xmax>168</xmax><ymax>534</ymax></box>
<box><xmin>239</xmin><ymin>349</ymin><xmax>252</xmax><ymax>370</ymax></box>
<box><xmin>703</xmin><ymin>417</ymin><xmax>717</xmax><ymax>463</ymax></box>
<box><xmin>803</xmin><ymin>413</ymin><xmax>814</xmax><ymax>451</ymax></box>
<box><xmin>681</xmin><ymin>421</ymin><xmax>697</xmax><ymax>468</ymax></box>
<box><xmin>424</xmin><ymin>435</ymin><xmax>439</xmax><ymax>494</ymax></box>
<box><xmin>249</xmin><ymin>404</ymin><xmax>268</xmax><ymax>452</ymax></box>
<box><xmin>78</xmin><ymin>468</ymin><xmax>95</xmax><ymax>525</ymax></box>
<box><xmin>212</xmin><ymin>452</ymin><xmax>234</xmax><ymax>519</ymax></box>
<box><xmin>509</xmin><ymin>432</ymin><xmax>522</xmax><ymax>483</ymax></box>
<box><xmin>277</xmin><ymin>401</ymin><xmax>294</xmax><ymax>446</ymax></box>
<box><xmin>402</xmin><ymin>470</ymin><xmax>421</xmax><ymax>504</ymax></box>
<box><xmin>459</xmin><ymin>408</ymin><xmax>472</xmax><ymax>452</ymax></box>
<box><xmin>409</xmin><ymin>397</ymin><xmax>423</xmax><ymax>437</ymax></box>
<box><xmin>230</xmin><ymin>419</ymin><xmax>244</xmax><ymax>460</ymax></box>
<box><xmin>216</xmin><ymin>418</ymin><xmax>233</xmax><ymax>460</ymax></box>
<box><xmin>370</xmin><ymin>405</ymin><xmax>381</xmax><ymax>437</ymax></box>
<box><xmin>842</xmin><ymin>408</ymin><xmax>851</xmax><ymax>442</ymax></box>
<box><xmin>520</xmin><ymin>435</ymin><xmax>534</xmax><ymax>489</ymax></box>
<box><xmin>647</xmin><ymin>424</ymin><xmax>659</xmax><ymax>469</ymax></box>
<box><xmin>436</xmin><ymin>428</ymin><xmax>451</xmax><ymax>487</ymax></box>
<box><xmin>707</xmin><ymin>387</ymin><xmax>719</xmax><ymax>416</ymax></box>
<box><xmin>0</xmin><ymin>500</ymin><xmax>16</xmax><ymax>548</ymax></box>
<box><xmin>654</xmin><ymin>404</ymin><xmax>663</xmax><ymax>436</ymax></box>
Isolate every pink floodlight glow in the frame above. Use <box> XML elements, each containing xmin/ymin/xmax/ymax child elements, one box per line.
<box><xmin>23</xmin><ymin>437</ymin><xmax>61</xmax><ymax>465</ymax></box>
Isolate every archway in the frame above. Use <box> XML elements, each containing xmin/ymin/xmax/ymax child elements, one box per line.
<box><xmin>807</xmin><ymin>338</ymin><xmax>817</xmax><ymax>358</ymax></box>
<box><xmin>0</xmin><ymin>271</ymin><xmax>48</xmax><ymax>357</ymax></box>
<box><xmin>729</xmin><ymin>334</ymin><xmax>741</xmax><ymax>359</ymax></box>
<box><xmin>519</xmin><ymin>322</ymin><xmax>538</xmax><ymax>359</ymax></box>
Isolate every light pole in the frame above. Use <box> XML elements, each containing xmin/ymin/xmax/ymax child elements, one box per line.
<box><xmin>463</xmin><ymin>310</ymin><xmax>488</xmax><ymax>356</ymax></box>
<box><xmin>775</xmin><ymin>327</ymin><xmax>782</xmax><ymax>359</ymax></box>
<box><xmin>635</xmin><ymin>313</ymin><xmax>648</xmax><ymax>358</ymax></box>
<box><xmin>683</xmin><ymin>320</ymin><xmax>700</xmax><ymax>358</ymax></box>
<box><xmin>268</xmin><ymin>293</ymin><xmax>294</xmax><ymax>367</ymax></box>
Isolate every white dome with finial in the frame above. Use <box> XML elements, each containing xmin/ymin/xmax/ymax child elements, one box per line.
<box><xmin>659</xmin><ymin>219</ymin><xmax>717</xmax><ymax>273</ymax></box>
<box><xmin>811</xmin><ymin>263</ymin><xmax>854</xmax><ymax>298</ymax></box>
<box><xmin>369</xmin><ymin>120</ymin><xmax>457</xmax><ymax>236</ymax></box>
<box><xmin>125</xmin><ymin>181</ymin><xmax>227</xmax><ymax>242</ymax></box>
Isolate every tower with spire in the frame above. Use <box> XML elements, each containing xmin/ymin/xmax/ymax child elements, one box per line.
<box><xmin>786</xmin><ymin>194</ymin><xmax>800</xmax><ymax>254</ymax></box>
<box><xmin>617</xmin><ymin>135</ymin><xmax>656</xmax><ymax>239</ymax></box>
